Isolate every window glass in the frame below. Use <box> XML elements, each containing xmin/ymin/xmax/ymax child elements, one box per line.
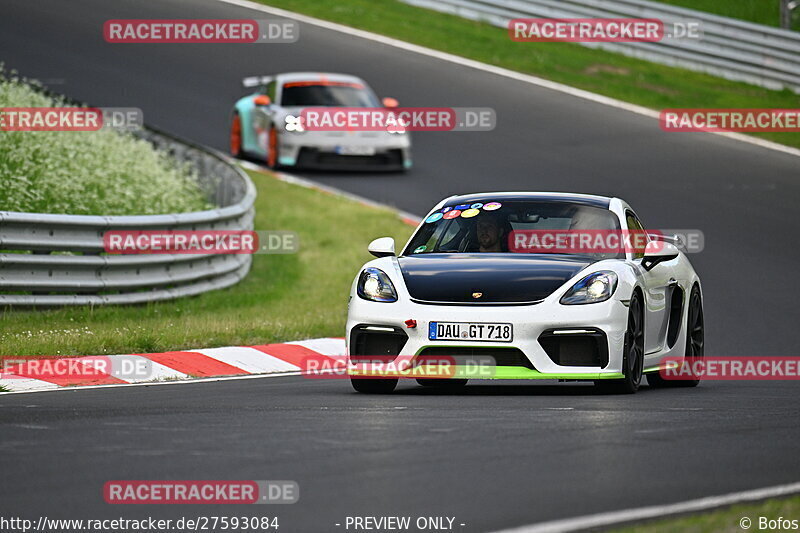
<box><xmin>626</xmin><ymin>211</ymin><xmax>647</xmax><ymax>259</ymax></box>
<box><xmin>405</xmin><ymin>200</ymin><xmax>622</xmax><ymax>259</ymax></box>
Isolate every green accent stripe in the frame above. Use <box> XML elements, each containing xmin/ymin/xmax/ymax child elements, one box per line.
<box><xmin>480</xmin><ymin>366</ymin><xmax>624</xmax><ymax>380</ymax></box>
<box><xmin>349</xmin><ymin>365</ymin><xmax>622</xmax><ymax>380</ymax></box>
<box><xmin>411</xmin><ymin>346</ymin><xmax>622</xmax><ymax>380</ymax></box>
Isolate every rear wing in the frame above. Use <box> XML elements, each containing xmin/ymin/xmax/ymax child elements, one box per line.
<box><xmin>242</xmin><ymin>75</ymin><xmax>273</xmax><ymax>88</ymax></box>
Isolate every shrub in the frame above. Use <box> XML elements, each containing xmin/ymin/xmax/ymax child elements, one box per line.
<box><xmin>0</xmin><ymin>72</ymin><xmax>211</xmax><ymax>215</ymax></box>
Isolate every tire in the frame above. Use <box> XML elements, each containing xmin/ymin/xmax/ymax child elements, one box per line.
<box><xmin>230</xmin><ymin>113</ymin><xmax>243</xmax><ymax>158</ymax></box>
<box><xmin>416</xmin><ymin>379</ymin><xmax>468</xmax><ymax>388</ymax></box>
<box><xmin>350</xmin><ymin>377</ymin><xmax>397</xmax><ymax>394</ymax></box>
<box><xmin>596</xmin><ymin>291</ymin><xmax>644</xmax><ymax>394</ymax></box>
<box><xmin>266</xmin><ymin>127</ymin><xmax>279</xmax><ymax>169</ymax></box>
<box><xmin>647</xmin><ymin>284</ymin><xmax>703</xmax><ymax>388</ymax></box>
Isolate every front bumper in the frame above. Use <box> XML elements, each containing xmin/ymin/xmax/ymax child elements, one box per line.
<box><xmin>346</xmin><ymin>297</ymin><xmax>629</xmax><ymax>379</ymax></box>
<box><xmin>278</xmin><ymin>132</ymin><xmax>411</xmax><ymax>171</ymax></box>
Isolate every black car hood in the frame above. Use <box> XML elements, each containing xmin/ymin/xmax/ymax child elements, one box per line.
<box><xmin>397</xmin><ymin>254</ymin><xmax>595</xmax><ymax>304</ymax></box>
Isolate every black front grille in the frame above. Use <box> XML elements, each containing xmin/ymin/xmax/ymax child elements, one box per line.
<box><xmin>350</xmin><ymin>325</ymin><xmax>408</xmax><ymax>362</ymax></box>
<box><xmin>297</xmin><ymin>148</ymin><xmax>404</xmax><ymax>170</ymax></box>
<box><xmin>416</xmin><ymin>347</ymin><xmax>534</xmax><ymax>369</ymax></box>
<box><xmin>538</xmin><ymin>329</ymin><xmax>608</xmax><ymax>367</ymax></box>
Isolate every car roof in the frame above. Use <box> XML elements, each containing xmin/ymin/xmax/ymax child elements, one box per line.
<box><xmin>443</xmin><ymin>192</ymin><xmax>613</xmax><ymax>209</ymax></box>
<box><xmin>276</xmin><ymin>72</ymin><xmax>366</xmax><ymax>85</ymax></box>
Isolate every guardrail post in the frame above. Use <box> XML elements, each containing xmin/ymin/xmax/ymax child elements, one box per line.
<box><xmin>781</xmin><ymin>0</ymin><xmax>798</xmax><ymax>29</ymax></box>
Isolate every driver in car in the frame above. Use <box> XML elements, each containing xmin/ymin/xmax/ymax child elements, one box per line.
<box><xmin>476</xmin><ymin>215</ymin><xmax>506</xmax><ymax>253</ymax></box>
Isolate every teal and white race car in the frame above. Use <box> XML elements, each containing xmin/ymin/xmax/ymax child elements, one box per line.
<box><xmin>229</xmin><ymin>72</ymin><xmax>411</xmax><ymax>171</ymax></box>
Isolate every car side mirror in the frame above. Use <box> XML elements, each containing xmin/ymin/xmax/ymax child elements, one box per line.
<box><xmin>253</xmin><ymin>95</ymin><xmax>271</xmax><ymax>106</ymax></box>
<box><xmin>382</xmin><ymin>97</ymin><xmax>399</xmax><ymax>108</ymax></box>
<box><xmin>368</xmin><ymin>237</ymin><xmax>395</xmax><ymax>258</ymax></box>
<box><xmin>641</xmin><ymin>241</ymin><xmax>679</xmax><ymax>271</ymax></box>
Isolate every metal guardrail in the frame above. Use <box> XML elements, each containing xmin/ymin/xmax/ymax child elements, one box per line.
<box><xmin>0</xmin><ymin>128</ymin><xmax>256</xmax><ymax>306</ymax></box>
<box><xmin>401</xmin><ymin>0</ymin><xmax>800</xmax><ymax>93</ymax></box>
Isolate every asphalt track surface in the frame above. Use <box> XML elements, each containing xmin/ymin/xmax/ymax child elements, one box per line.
<box><xmin>1</xmin><ymin>0</ymin><xmax>800</xmax><ymax>531</ymax></box>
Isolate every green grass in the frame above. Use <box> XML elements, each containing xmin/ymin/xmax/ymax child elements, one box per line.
<box><xmin>0</xmin><ymin>72</ymin><xmax>210</xmax><ymax>215</ymax></box>
<box><xmin>654</xmin><ymin>0</ymin><xmax>781</xmax><ymax>27</ymax></box>
<box><xmin>0</xmin><ymin>169</ymin><xmax>414</xmax><ymax>357</ymax></box>
<box><xmin>257</xmin><ymin>0</ymin><xmax>799</xmax><ymax>148</ymax></box>
<box><xmin>612</xmin><ymin>494</ymin><xmax>800</xmax><ymax>532</ymax></box>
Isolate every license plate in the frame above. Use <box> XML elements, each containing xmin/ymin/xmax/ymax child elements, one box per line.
<box><xmin>428</xmin><ymin>322</ymin><xmax>513</xmax><ymax>342</ymax></box>
<box><xmin>335</xmin><ymin>145</ymin><xmax>376</xmax><ymax>156</ymax></box>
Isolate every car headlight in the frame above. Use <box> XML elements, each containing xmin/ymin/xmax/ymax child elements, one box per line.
<box><xmin>357</xmin><ymin>267</ymin><xmax>398</xmax><ymax>302</ymax></box>
<box><xmin>560</xmin><ymin>271</ymin><xmax>618</xmax><ymax>305</ymax></box>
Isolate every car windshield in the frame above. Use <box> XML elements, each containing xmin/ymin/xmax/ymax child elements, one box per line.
<box><xmin>280</xmin><ymin>83</ymin><xmax>379</xmax><ymax>107</ymax></box>
<box><xmin>403</xmin><ymin>199</ymin><xmax>624</xmax><ymax>259</ymax></box>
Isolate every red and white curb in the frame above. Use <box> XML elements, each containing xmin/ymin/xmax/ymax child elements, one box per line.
<box><xmin>0</xmin><ymin>337</ymin><xmax>345</xmax><ymax>394</ymax></box>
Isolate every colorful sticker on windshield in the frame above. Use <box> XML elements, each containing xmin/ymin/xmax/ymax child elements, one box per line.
<box><xmin>426</xmin><ymin>213</ymin><xmax>443</xmax><ymax>223</ymax></box>
<box><xmin>443</xmin><ymin>210</ymin><xmax>461</xmax><ymax>219</ymax></box>
<box><xmin>461</xmin><ymin>208</ymin><xmax>480</xmax><ymax>218</ymax></box>
<box><xmin>483</xmin><ymin>202</ymin><xmax>502</xmax><ymax>211</ymax></box>
<box><xmin>470</xmin><ymin>203</ymin><xmax>483</xmax><ymax>209</ymax></box>
<box><xmin>442</xmin><ymin>207</ymin><xmax>452</xmax><ymax>213</ymax></box>
<box><xmin>414</xmin><ymin>245</ymin><xmax>427</xmax><ymax>253</ymax></box>
<box><xmin>455</xmin><ymin>204</ymin><xmax>470</xmax><ymax>210</ymax></box>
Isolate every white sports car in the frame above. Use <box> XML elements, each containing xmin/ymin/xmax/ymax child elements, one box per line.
<box><xmin>346</xmin><ymin>192</ymin><xmax>704</xmax><ymax>394</ymax></box>
<box><xmin>230</xmin><ymin>72</ymin><xmax>411</xmax><ymax>171</ymax></box>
